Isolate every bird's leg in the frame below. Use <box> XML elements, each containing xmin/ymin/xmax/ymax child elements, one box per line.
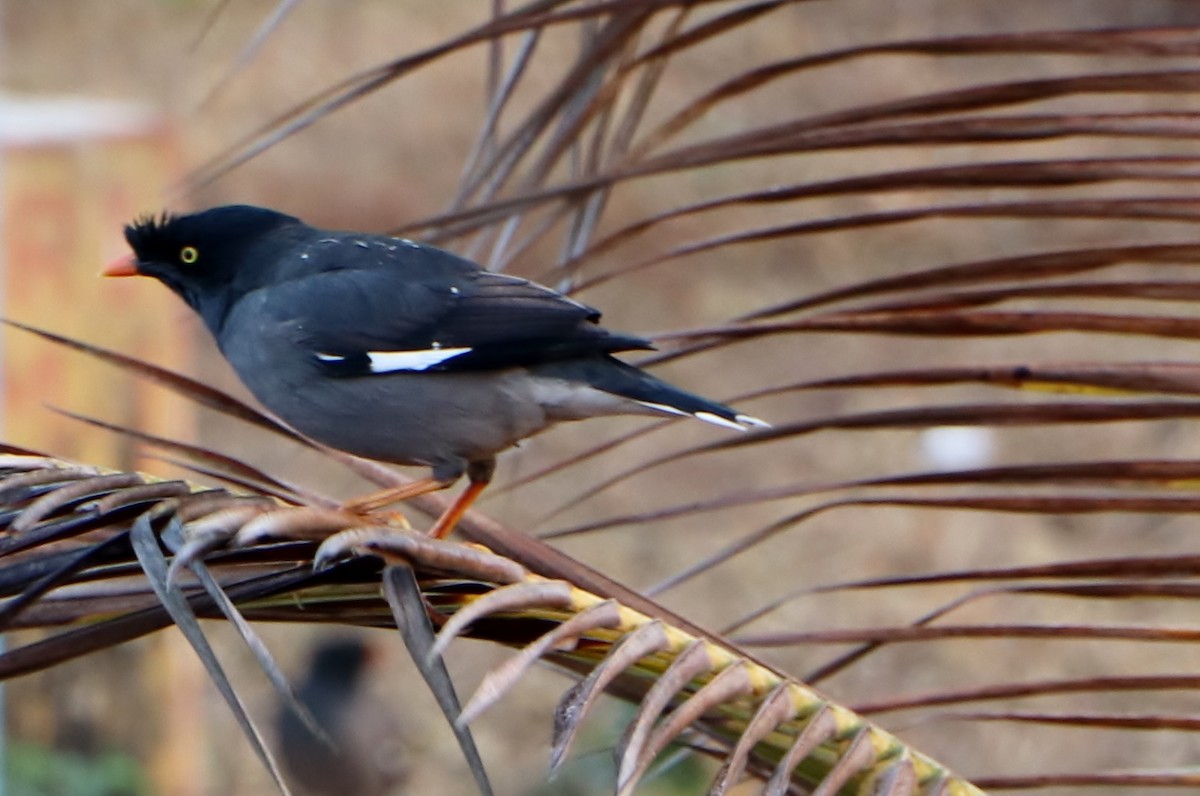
<box><xmin>341</xmin><ymin>476</ymin><xmax>452</xmax><ymax>514</ymax></box>
<box><xmin>424</xmin><ymin>482</ymin><xmax>486</xmax><ymax>540</ymax></box>
<box><xmin>426</xmin><ymin>460</ymin><xmax>494</xmax><ymax>540</ymax></box>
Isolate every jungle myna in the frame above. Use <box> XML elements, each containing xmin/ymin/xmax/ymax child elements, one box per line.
<box><xmin>105</xmin><ymin>205</ymin><xmax>766</xmax><ymax>537</ymax></box>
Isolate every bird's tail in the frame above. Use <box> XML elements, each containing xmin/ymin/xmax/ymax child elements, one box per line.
<box><xmin>539</xmin><ymin>356</ymin><xmax>770</xmax><ymax>431</ymax></box>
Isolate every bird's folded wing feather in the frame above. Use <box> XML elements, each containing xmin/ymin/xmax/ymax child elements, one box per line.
<box><xmin>255</xmin><ymin>268</ymin><xmax>653</xmax><ymax>374</ymax></box>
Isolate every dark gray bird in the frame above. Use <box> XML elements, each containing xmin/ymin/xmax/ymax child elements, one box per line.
<box><xmin>105</xmin><ymin>205</ymin><xmax>766</xmax><ymax>536</ymax></box>
<box><xmin>278</xmin><ymin>638</ymin><xmax>407</xmax><ymax>796</ymax></box>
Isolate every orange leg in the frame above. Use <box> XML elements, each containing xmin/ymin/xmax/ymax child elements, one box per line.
<box><xmin>341</xmin><ymin>476</ymin><xmax>449</xmax><ymax>514</ymax></box>
<box><xmin>426</xmin><ymin>479</ymin><xmax>488</xmax><ymax>540</ymax></box>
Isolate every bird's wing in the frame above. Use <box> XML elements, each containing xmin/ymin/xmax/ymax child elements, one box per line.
<box><xmin>253</xmin><ymin>267</ymin><xmax>652</xmax><ymax>375</ymax></box>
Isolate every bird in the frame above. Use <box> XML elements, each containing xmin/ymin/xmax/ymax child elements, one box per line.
<box><xmin>104</xmin><ymin>204</ymin><xmax>767</xmax><ymax>538</ymax></box>
<box><xmin>277</xmin><ymin>637</ymin><xmax>408</xmax><ymax>796</ymax></box>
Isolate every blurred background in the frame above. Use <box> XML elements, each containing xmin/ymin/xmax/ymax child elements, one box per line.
<box><xmin>6</xmin><ymin>1</ymin><xmax>1200</xmax><ymax>794</ymax></box>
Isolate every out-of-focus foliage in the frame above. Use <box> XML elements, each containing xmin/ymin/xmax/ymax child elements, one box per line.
<box><xmin>8</xmin><ymin>742</ymin><xmax>145</xmax><ymax>796</ymax></box>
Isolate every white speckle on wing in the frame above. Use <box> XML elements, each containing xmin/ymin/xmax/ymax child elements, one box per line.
<box><xmin>354</xmin><ymin>240</ymin><xmax>369</xmax><ymax>249</ymax></box>
<box><xmin>367</xmin><ymin>347</ymin><xmax>472</xmax><ymax>373</ymax></box>
<box><xmin>315</xmin><ymin>353</ymin><xmax>345</xmax><ymax>362</ymax></box>
<box><xmin>299</xmin><ymin>252</ymin><xmax>310</xmax><ymax>260</ymax></box>
<box><xmin>449</xmin><ymin>286</ymin><xmax>460</xmax><ymax>295</ymax></box>
<box><xmin>399</xmin><ymin>239</ymin><xmax>420</xmax><ymax>249</ymax></box>
<box><xmin>431</xmin><ymin>341</ymin><xmax>442</xmax><ymax>350</ymax></box>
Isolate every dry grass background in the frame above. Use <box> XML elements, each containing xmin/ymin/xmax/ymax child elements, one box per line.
<box><xmin>7</xmin><ymin>1</ymin><xmax>1200</xmax><ymax>794</ymax></box>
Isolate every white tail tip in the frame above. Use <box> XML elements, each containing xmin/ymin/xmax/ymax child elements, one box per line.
<box><xmin>695</xmin><ymin>411</ymin><xmax>771</xmax><ymax>432</ymax></box>
<box><xmin>637</xmin><ymin>400</ymin><xmax>770</xmax><ymax>431</ymax></box>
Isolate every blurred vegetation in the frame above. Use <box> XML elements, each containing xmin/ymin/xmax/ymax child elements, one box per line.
<box><xmin>8</xmin><ymin>742</ymin><xmax>145</xmax><ymax>796</ymax></box>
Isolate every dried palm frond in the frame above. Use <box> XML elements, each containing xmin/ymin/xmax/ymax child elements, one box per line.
<box><xmin>0</xmin><ymin>453</ymin><xmax>979</xmax><ymax>796</ymax></box>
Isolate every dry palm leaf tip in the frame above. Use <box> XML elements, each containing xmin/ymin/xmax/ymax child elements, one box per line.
<box><xmin>0</xmin><ymin>454</ymin><xmax>980</xmax><ymax>796</ymax></box>
<box><xmin>104</xmin><ymin>205</ymin><xmax>767</xmax><ymax>539</ymax></box>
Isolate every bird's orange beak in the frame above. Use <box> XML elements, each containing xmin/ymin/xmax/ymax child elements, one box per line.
<box><xmin>102</xmin><ymin>253</ymin><xmax>140</xmax><ymax>277</ymax></box>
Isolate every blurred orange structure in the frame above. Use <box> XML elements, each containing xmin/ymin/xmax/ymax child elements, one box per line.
<box><xmin>0</xmin><ymin>93</ymin><xmax>193</xmax><ymax>469</ymax></box>
<box><xmin>1</xmin><ymin>95</ymin><xmax>210</xmax><ymax>796</ymax></box>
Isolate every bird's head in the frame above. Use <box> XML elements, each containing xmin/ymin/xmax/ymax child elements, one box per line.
<box><xmin>105</xmin><ymin>204</ymin><xmax>302</xmax><ymax>331</ymax></box>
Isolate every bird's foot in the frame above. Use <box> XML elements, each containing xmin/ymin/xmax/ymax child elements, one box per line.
<box><xmin>425</xmin><ymin>479</ymin><xmax>488</xmax><ymax>540</ymax></box>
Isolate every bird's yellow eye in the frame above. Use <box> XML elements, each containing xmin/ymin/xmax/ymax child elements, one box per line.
<box><xmin>180</xmin><ymin>246</ymin><xmax>199</xmax><ymax>264</ymax></box>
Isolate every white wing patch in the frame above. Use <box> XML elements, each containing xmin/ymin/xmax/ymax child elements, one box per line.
<box><xmin>317</xmin><ymin>347</ymin><xmax>473</xmax><ymax>372</ymax></box>
<box><xmin>367</xmin><ymin>347</ymin><xmax>473</xmax><ymax>372</ymax></box>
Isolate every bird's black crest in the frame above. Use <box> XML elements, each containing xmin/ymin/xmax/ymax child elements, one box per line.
<box><xmin>123</xmin><ymin>205</ymin><xmax>302</xmax><ymax>257</ymax></box>
<box><xmin>124</xmin><ymin>211</ymin><xmax>181</xmax><ymax>250</ymax></box>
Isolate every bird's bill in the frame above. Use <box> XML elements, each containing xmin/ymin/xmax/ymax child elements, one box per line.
<box><xmin>102</xmin><ymin>253</ymin><xmax>140</xmax><ymax>277</ymax></box>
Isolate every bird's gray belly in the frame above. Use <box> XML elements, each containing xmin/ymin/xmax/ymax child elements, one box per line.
<box><xmin>219</xmin><ymin>326</ymin><xmax>547</xmax><ymax>468</ymax></box>
<box><xmin>256</xmin><ymin>367</ymin><xmax>552</xmax><ymax>467</ymax></box>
